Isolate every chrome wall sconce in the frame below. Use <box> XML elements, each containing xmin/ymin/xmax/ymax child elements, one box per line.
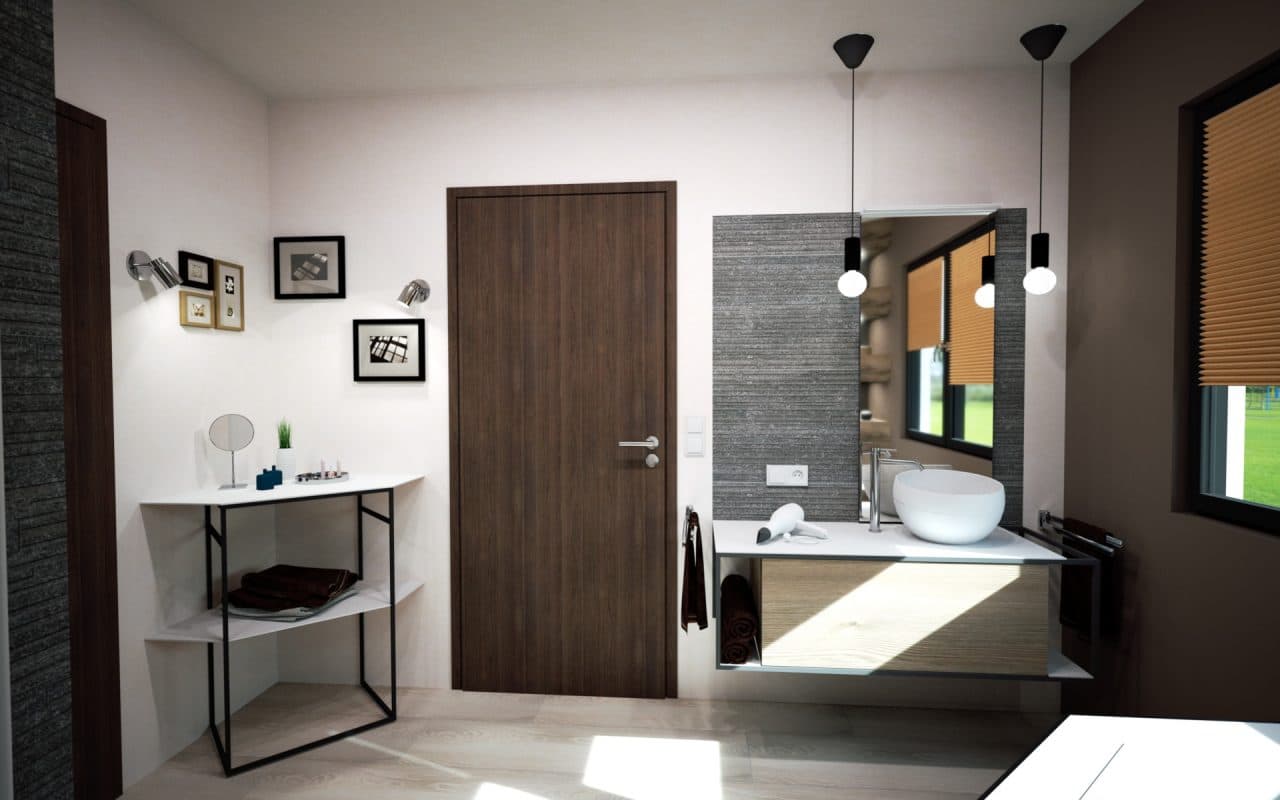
<box><xmin>126</xmin><ymin>250</ymin><xmax>181</xmax><ymax>290</ymax></box>
<box><xmin>396</xmin><ymin>279</ymin><xmax>430</xmax><ymax>309</ymax></box>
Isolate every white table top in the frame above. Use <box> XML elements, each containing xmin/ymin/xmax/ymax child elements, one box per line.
<box><xmin>986</xmin><ymin>715</ymin><xmax>1280</xmax><ymax>799</ymax></box>
<box><xmin>713</xmin><ymin>519</ymin><xmax>1064</xmax><ymax>563</ymax></box>
<box><xmin>140</xmin><ymin>473</ymin><xmax>424</xmax><ymax>508</ymax></box>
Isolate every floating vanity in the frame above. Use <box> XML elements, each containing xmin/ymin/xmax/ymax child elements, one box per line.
<box><xmin>712</xmin><ymin>520</ymin><xmax>1094</xmax><ymax>681</ymax></box>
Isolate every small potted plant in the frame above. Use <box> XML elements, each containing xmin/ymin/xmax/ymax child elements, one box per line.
<box><xmin>276</xmin><ymin>419</ymin><xmax>296</xmax><ymax>482</ymax></box>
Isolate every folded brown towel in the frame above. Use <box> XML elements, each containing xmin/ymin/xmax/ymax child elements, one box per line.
<box><xmin>228</xmin><ymin>564</ymin><xmax>357</xmax><ymax>612</ymax></box>
<box><xmin>720</xmin><ymin>574</ymin><xmax>759</xmax><ymax>665</ymax></box>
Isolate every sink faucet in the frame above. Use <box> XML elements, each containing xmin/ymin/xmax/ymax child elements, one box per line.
<box><xmin>864</xmin><ymin>448</ymin><xmax>924</xmax><ymax>532</ymax></box>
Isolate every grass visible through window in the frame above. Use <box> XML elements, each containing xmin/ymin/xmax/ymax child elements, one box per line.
<box><xmin>1245</xmin><ymin>402</ymin><xmax>1280</xmax><ymax>508</ymax></box>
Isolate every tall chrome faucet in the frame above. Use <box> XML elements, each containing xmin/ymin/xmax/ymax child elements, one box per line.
<box><xmin>864</xmin><ymin>447</ymin><xmax>924</xmax><ymax>532</ymax></box>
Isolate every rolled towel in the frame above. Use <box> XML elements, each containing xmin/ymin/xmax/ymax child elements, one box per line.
<box><xmin>720</xmin><ymin>574</ymin><xmax>759</xmax><ymax>664</ymax></box>
<box><xmin>721</xmin><ymin>574</ymin><xmax>759</xmax><ymax>641</ymax></box>
<box><xmin>721</xmin><ymin>638</ymin><xmax>751</xmax><ymax>665</ymax></box>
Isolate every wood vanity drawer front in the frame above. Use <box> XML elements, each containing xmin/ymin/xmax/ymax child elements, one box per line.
<box><xmin>760</xmin><ymin>559</ymin><xmax>1048</xmax><ymax>675</ymax></box>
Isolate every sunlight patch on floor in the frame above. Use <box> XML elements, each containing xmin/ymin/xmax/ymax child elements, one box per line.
<box><xmin>338</xmin><ymin>733</ymin><xmax>472</xmax><ymax>778</ymax></box>
<box><xmin>474</xmin><ymin>783</ymin><xmax>550</xmax><ymax>799</ymax></box>
<box><xmin>583</xmin><ymin>735</ymin><xmax>722</xmax><ymax>800</ymax></box>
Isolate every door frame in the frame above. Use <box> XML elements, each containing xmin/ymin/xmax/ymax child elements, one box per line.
<box><xmin>56</xmin><ymin>99</ymin><xmax>123</xmax><ymax>798</ymax></box>
<box><xmin>447</xmin><ymin>181</ymin><xmax>678</xmax><ymax>697</ymax></box>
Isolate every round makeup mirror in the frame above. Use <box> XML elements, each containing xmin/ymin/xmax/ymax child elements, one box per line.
<box><xmin>209</xmin><ymin>414</ymin><xmax>254</xmax><ymax>488</ymax></box>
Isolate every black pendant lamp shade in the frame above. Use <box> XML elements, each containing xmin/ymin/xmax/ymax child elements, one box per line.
<box><xmin>834</xmin><ymin>34</ymin><xmax>875</xmax><ymax>69</ymax></box>
<box><xmin>835</xmin><ymin>33</ymin><xmax>874</xmax><ymax>298</ymax></box>
<box><xmin>1020</xmin><ymin>24</ymin><xmax>1064</xmax><ymax>296</ymax></box>
<box><xmin>981</xmin><ymin>254</ymin><xmax>996</xmax><ymax>286</ymax></box>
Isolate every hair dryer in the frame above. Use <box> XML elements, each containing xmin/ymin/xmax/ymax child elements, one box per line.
<box><xmin>756</xmin><ymin>503</ymin><xmax>829</xmax><ymax>544</ymax></box>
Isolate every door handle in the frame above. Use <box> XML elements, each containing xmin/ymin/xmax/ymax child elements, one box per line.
<box><xmin>618</xmin><ymin>435</ymin><xmax>660</xmax><ymax>451</ymax></box>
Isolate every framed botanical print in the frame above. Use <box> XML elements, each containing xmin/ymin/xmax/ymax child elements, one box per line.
<box><xmin>177</xmin><ymin>250</ymin><xmax>214</xmax><ymax>291</ymax></box>
<box><xmin>215</xmin><ymin>261</ymin><xmax>245</xmax><ymax>331</ymax></box>
<box><xmin>178</xmin><ymin>290</ymin><xmax>214</xmax><ymax>328</ymax></box>
<box><xmin>352</xmin><ymin>318</ymin><xmax>425</xmax><ymax>381</ymax></box>
<box><xmin>274</xmin><ymin>236</ymin><xmax>346</xmax><ymax>299</ymax></box>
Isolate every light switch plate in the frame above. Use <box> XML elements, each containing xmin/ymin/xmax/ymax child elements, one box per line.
<box><xmin>685</xmin><ymin>432</ymin><xmax>705</xmax><ymax>457</ymax></box>
<box><xmin>686</xmin><ymin>415</ymin><xmax>705</xmax><ymax>434</ymax></box>
<box><xmin>766</xmin><ymin>464</ymin><xmax>808</xmax><ymax>487</ymax></box>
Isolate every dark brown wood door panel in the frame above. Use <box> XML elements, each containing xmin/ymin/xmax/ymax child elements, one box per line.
<box><xmin>450</xmin><ymin>183</ymin><xmax>675</xmax><ymax>698</ymax></box>
<box><xmin>57</xmin><ymin>100</ymin><xmax>123</xmax><ymax>799</ymax></box>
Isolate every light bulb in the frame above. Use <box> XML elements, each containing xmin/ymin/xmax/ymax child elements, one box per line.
<box><xmin>974</xmin><ymin>283</ymin><xmax>995</xmax><ymax>309</ymax></box>
<box><xmin>837</xmin><ymin>269</ymin><xmax>867</xmax><ymax>298</ymax></box>
<box><xmin>1023</xmin><ymin>266</ymin><xmax>1057</xmax><ymax>295</ymax></box>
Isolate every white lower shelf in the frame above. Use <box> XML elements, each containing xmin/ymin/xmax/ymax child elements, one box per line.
<box><xmin>717</xmin><ymin>646</ymin><xmax>1092</xmax><ymax>681</ymax></box>
<box><xmin>147</xmin><ymin>580</ymin><xmax>423</xmax><ymax>644</ymax></box>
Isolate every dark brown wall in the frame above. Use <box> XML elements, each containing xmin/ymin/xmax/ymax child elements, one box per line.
<box><xmin>1067</xmin><ymin>0</ymin><xmax>1280</xmax><ymax>721</ymax></box>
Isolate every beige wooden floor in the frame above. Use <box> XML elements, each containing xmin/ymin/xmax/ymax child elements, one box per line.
<box><xmin>123</xmin><ymin>683</ymin><xmax>1057</xmax><ymax>799</ymax></box>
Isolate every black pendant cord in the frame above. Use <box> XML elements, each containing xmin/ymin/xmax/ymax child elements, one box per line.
<box><xmin>1038</xmin><ymin>59</ymin><xmax>1045</xmax><ymax>235</ymax></box>
<box><xmin>851</xmin><ymin>67</ymin><xmax>856</xmax><ymax>238</ymax></box>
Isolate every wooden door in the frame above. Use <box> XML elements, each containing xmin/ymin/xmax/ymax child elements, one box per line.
<box><xmin>450</xmin><ymin>183</ymin><xmax>676</xmax><ymax>698</ymax></box>
<box><xmin>56</xmin><ymin>101</ymin><xmax>122</xmax><ymax>797</ymax></box>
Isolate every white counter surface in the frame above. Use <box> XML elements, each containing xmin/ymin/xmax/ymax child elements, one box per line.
<box><xmin>713</xmin><ymin>519</ymin><xmax>1064</xmax><ymax>564</ymax></box>
<box><xmin>140</xmin><ymin>473</ymin><xmax>424</xmax><ymax>507</ymax></box>
<box><xmin>986</xmin><ymin>715</ymin><xmax>1280</xmax><ymax>799</ymax></box>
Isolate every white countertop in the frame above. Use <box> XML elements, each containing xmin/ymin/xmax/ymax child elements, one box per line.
<box><xmin>987</xmin><ymin>715</ymin><xmax>1280</xmax><ymax>799</ymax></box>
<box><xmin>713</xmin><ymin>519</ymin><xmax>1064</xmax><ymax>563</ymax></box>
<box><xmin>140</xmin><ymin>473</ymin><xmax>424</xmax><ymax>507</ymax></box>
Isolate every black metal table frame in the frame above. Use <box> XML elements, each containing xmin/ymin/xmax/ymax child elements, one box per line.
<box><xmin>203</xmin><ymin>487</ymin><xmax>398</xmax><ymax>776</ymax></box>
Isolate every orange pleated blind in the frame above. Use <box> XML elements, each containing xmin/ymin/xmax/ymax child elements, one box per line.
<box><xmin>1199</xmin><ymin>80</ymin><xmax>1280</xmax><ymax>386</ymax></box>
<box><xmin>907</xmin><ymin>257</ymin><xmax>944</xmax><ymax>352</ymax></box>
<box><xmin>948</xmin><ymin>232</ymin><xmax>995</xmax><ymax>385</ymax></box>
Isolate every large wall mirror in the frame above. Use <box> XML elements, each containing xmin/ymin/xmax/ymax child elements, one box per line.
<box><xmin>712</xmin><ymin>208</ymin><xmax>1025</xmax><ymax>529</ymax></box>
<box><xmin>860</xmin><ymin>209</ymin><xmax>1025</xmax><ymax>527</ymax></box>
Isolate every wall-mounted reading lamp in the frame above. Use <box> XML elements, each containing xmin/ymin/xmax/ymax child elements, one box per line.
<box><xmin>126</xmin><ymin>250</ymin><xmax>181</xmax><ymax>290</ymax></box>
<box><xmin>396</xmin><ymin>279</ymin><xmax>430</xmax><ymax>309</ymax></box>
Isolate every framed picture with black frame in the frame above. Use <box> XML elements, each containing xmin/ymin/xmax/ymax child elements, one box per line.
<box><xmin>274</xmin><ymin>235</ymin><xmax>346</xmax><ymax>299</ymax></box>
<box><xmin>352</xmin><ymin>318</ymin><xmax>425</xmax><ymax>382</ymax></box>
<box><xmin>177</xmin><ymin>250</ymin><xmax>214</xmax><ymax>291</ymax></box>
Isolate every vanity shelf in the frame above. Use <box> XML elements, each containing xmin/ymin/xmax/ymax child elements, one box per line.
<box><xmin>141</xmin><ymin>473</ymin><xmax>424</xmax><ymax>777</ymax></box>
<box><xmin>712</xmin><ymin>519</ymin><xmax>1098</xmax><ymax>682</ymax></box>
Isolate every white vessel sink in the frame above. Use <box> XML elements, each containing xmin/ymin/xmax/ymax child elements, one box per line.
<box><xmin>892</xmin><ymin>469</ymin><xmax>1005</xmax><ymax>545</ymax></box>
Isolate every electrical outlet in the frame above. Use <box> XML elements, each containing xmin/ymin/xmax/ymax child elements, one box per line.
<box><xmin>766</xmin><ymin>464</ymin><xmax>808</xmax><ymax>487</ymax></box>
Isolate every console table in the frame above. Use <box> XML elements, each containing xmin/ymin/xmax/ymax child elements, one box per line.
<box><xmin>142</xmin><ymin>473</ymin><xmax>424</xmax><ymax>776</ymax></box>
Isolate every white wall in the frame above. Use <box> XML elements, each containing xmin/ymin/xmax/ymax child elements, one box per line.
<box><xmin>268</xmin><ymin>67</ymin><xmax>1069</xmax><ymax>706</ymax></box>
<box><xmin>53</xmin><ymin>0</ymin><xmax>277</xmax><ymax>785</ymax></box>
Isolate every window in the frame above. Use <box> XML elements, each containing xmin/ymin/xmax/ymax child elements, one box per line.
<box><xmin>1190</xmin><ymin>57</ymin><xmax>1280</xmax><ymax>532</ymax></box>
<box><xmin>905</xmin><ymin>221</ymin><xmax>995</xmax><ymax>458</ymax></box>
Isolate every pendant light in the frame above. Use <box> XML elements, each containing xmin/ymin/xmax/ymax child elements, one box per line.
<box><xmin>834</xmin><ymin>33</ymin><xmax>874</xmax><ymax>298</ymax></box>
<box><xmin>1020</xmin><ymin>24</ymin><xmax>1065</xmax><ymax>296</ymax></box>
<box><xmin>975</xmin><ymin>238</ymin><xmax>996</xmax><ymax>309</ymax></box>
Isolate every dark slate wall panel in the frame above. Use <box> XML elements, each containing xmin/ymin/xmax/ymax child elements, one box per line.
<box><xmin>993</xmin><ymin>209</ymin><xmax>1026</xmax><ymax>528</ymax></box>
<box><xmin>713</xmin><ymin>213</ymin><xmax>860</xmax><ymax>520</ymax></box>
<box><xmin>0</xmin><ymin>0</ymin><xmax>73</xmax><ymax>797</ymax></box>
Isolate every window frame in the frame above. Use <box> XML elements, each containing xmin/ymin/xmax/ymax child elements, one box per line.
<box><xmin>904</xmin><ymin>217</ymin><xmax>996</xmax><ymax>460</ymax></box>
<box><xmin>1186</xmin><ymin>54</ymin><xmax>1280</xmax><ymax>535</ymax></box>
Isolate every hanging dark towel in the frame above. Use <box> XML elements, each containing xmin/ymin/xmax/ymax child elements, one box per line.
<box><xmin>680</xmin><ymin>508</ymin><xmax>708</xmax><ymax>631</ymax></box>
<box><xmin>1058</xmin><ymin>517</ymin><xmax>1125</xmax><ymax>637</ymax></box>
<box><xmin>720</xmin><ymin>574</ymin><xmax>759</xmax><ymax>665</ymax></box>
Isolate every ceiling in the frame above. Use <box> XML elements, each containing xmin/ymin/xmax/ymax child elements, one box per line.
<box><xmin>130</xmin><ymin>0</ymin><xmax>1143</xmax><ymax>99</ymax></box>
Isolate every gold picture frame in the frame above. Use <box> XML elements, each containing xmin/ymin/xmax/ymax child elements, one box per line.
<box><xmin>214</xmin><ymin>260</ymin><xmax>245</xmax><ymax>332</ymax></box>
<box><xmin>179</xmin><ymin>290</ymin><xmax>214</xmax><ymax>328</ymax></box>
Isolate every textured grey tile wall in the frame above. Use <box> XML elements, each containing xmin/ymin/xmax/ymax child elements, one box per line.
<box><xmin>713</xmin><ymin>214</ymin><xmax>860</xmax><ymax>521</ymax></box>
<box><xmin>993</xmin><ymin>209</ymin><xmax>1026</xmax><ymax>528</ymax></box>
<box><xmin>0</xmin><ymin>0</ymin><xmax>73</xmax><ymax>797</ymax></box>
